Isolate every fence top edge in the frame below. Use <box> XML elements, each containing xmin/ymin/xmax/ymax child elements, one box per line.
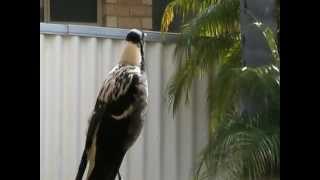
<box><xmin>40</xmin><ymin>23</ymin><xmax>178</xmax><ymax>43</ymax></box>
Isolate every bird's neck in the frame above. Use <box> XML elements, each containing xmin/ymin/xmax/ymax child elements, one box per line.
<box><xmin>119</xmin><ymin>41</ymin><xmax>141</xmax><ymax>66</ymax></box>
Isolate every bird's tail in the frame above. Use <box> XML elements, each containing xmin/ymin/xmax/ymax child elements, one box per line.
<box><xmin>75</xmin><ymin>149</ymin><xmax>88</xmax><ymax>180</ymax></box>
<box><xmin>86</xmin><ymin>149</ymin><xmax>126</xmax><ymax>180</ymax></box>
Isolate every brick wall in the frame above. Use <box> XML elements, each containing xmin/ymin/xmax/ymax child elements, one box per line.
<box><xmin>104</xmin><ymin>0</ymin><xmax>152</xmax><ymax>30</ymax></box>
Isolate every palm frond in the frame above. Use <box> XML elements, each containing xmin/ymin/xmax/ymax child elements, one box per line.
<box><xmin>237</xmin><ymin>65</ymin><xmax>279</xmax><ymax>116</ymax></box>
<box><xmin>168</xmin><ymin>34</ymin><xmax>241</xmax><ymax>114</ymax></box>
<box><xmin>197</xmin><ymin>113</ymin><xmax>279</xmax><ymax>180</ymax></box>
<box><xmin>207</xmin><ymin>43</ymin><xmax>241</xmax><ymax>131</ymax></box>
<box><xmin>184</xmin><ymin>0</ymin><xmax>240</xmax><ymax>38</ymax></box>
<box><xmin>161</xmin><ymin>1</ymin><xmax>280</xmax><ymax>179</ymax></box>
<box><xmin>203</xmin><ymin>64</ymin><xmax>279</xmax><ymax>180</ymax></box>
<box><xmin>167</xmin><ymin>58</ymin><xmax>202</xmax><ymax>113</ymax></box>
<box><xmin>161</xmin><ymin>0</ymin><xmax>239</xmax><ymax>33</ymax></box>
<box><xmin>161</xmin><ymin>0</ymin><xmax>203</xmax><ymax>32</ymax></box>
<box><xmin>161</xmin><ymin>1</ymin><xmax>177</xmax><ymax>32</ymax></box>
<box><xmin>175</xmin><ymin>31</ymin><xmax>240</xmax><ymax>67</ymax></box>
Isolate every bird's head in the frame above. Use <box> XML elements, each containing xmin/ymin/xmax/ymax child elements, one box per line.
<box><xmin>125</xmin><ymin>29</ymin><xmax>147</xmax><ymax>45</ymax></box>
<box><xmin>120</xmin><ymin>29</ymin><xmax>147</xmax><ymax>71</ymax></box>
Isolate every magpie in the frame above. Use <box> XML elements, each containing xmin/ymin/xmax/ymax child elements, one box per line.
<box><xmin>75</xmin><ymin>29</ymin><xmax>148</xmax><ymax>180</ymax></box>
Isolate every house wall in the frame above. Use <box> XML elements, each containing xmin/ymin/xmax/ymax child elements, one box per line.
<box><xmin>104</xmin><ymin>0</ymin><xmax>153</xmax><ymax>30</ymax></box>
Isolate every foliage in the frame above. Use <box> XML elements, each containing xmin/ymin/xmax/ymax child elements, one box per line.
<box><xmin>161</xmin><ymin>0</ymin><xmax>280</xmax><ymax>179</ymax></box>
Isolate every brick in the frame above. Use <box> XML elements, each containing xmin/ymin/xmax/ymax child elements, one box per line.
<box><xmin>105</xmin><ymin>4</ymin><xmax>118</xmax><ymax>15</ymax></box>
<box><xmin>119</xmin><ymin>0</ymin><xmax>141</xmax><ymax>5</ymax></box>
<box><xmin>105</xmin><ymin>0</ymin><xmax>117</xmax><ymax>3</ymax></box>
<box><xmin>105</xmin><ymin>16</ymin><xmax>118</xmax><ymax>27</ymax></box>
<box><xmin>118</xmin><ymin>17</ymin><xmax>141</xmax><ymax>29</ymax></box>
<box><xmin>105</xmin><ymin>4</ymin><xmax>130</xmax><ymax>16</ymax></box>
<box><xmin>117</xmin><ymin>6</ymin><xmax>130</xmax><ymax>16</ymax></box>
<box><xmin>142</xmin><ymin>17</ymin><xmax>152</xmax><ymax>30</ymax></box>
<box><xmin>130</xmin><ymin>6</ymin><xmax>152</xmax><ymax>17</ymax></box>
<box><xmin>142</xmin><ymin>0</ymin><xmax>152</xmax><ymax>5</ymax></box>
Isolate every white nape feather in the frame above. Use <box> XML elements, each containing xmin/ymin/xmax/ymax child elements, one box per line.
<box><xmin>119</xmin><ymin>41</ymin><xmax>141</xmax><ymax>66</ymax></box>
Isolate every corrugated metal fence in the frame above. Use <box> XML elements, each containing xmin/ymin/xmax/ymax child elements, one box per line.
<box><xmin>40</xmin><ymin>24</ymin><xmax>209</xmax><ymax>180</ymax></box>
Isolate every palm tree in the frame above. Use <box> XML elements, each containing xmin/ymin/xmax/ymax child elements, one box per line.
<box><xmin>161</xmin><ymin>0</ymin><xmax>279</xmax><ymax>179</ymax></box>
